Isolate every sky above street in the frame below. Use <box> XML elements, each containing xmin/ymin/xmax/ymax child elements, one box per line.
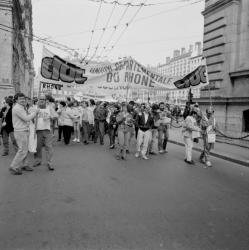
<box><xmin>32</xmin><ymin>0</ymin><xmax>205</xmax><ymax>72</ymax></box>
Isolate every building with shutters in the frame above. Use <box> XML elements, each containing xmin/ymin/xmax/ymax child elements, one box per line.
<box><xmin>0</xmin><ymin>0</ymin><xmax>34</xmax><ymax>101</ymax></box>
<box><xmin>153</xmin><ymin>42</ymin><xmax>203</xmax><ymax>105</ymax></box>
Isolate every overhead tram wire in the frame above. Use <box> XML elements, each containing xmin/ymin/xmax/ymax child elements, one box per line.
<box><xmin>0</xmin><ymin>23</ymin><xmax>75</xmax><ymax>52</ymax></box>
<box><xmin>0</xmin><ymin>24</ymin><xmax>78</xmax><ymax>54</ymax></box>
<box><xmin>103</xmin><ymin>0</ymin><xmax>148</xmax><ymax>59</ymax></box>
<box><xmin>81</xmin><ymin>0</ymin><xmax>104</xmax><ymax>64</ymax></box>
<box><xmin>41</xmin><ymin>0</ymin><xmax>203</xmax><ymax>52</ymax></box>
<box><xmin>0</xmin><ymin>23</ymin><xmax>77</xmax><ymax>53</ymax></box>
<box><xmin>41</xmin><ymin>0</ymin><xmax>203</xmax><ymax>40</ymax></box>
<box><xmin>81</xmin><ymin>0</ymin><xmax>204</xmax><ymax>58</ymax></box>
<box><xmin>86</xmin><ymin>1</ymin><xmax>118</xmax><ymax>63</ymax></box>
<box><xmin>46</xmin><ymin>33</ymin><xmax>201</xmax><ymax>54</ymax></box>
<box><xmin>132</xmin><ymin>0</ymin><xmax>204</xmax><ymax>24</ymax></box>
<box><xmin>87</xmin><ymin>0</ymin><xmax>199</xmax><ymax>7</ymax></box>
<box><xmin>98</xmin><ymin>3</ymin><xmax>132</xmax><ymax>59</ymax></box>
<box><xmin>102</xmin><ymin>0</ymin><xmax>204</xmax><ymax>58</ymax></box>
<box><xmin>0</xmin><ymin>0</ymin><xmax>204</xmax><ymax>56</ymax></box>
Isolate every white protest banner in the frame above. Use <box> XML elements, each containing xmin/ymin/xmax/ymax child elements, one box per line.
<box><xmin>39</xmin><ymin>47</ymin><xmax>177</xmax><ymax>90</ymax></box>
<box><xmin>39</xmin><ymin>47</ymin><xmax>210</xmax><ymax>100</ymax></box>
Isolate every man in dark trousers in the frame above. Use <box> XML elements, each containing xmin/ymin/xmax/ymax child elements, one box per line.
<box><xmin>108</xmin><ymin>104</ymin><xmax>120</xmax><ymax>149</ymax></box>
<box><xmin>93</xmin><ymin>102</ymin><xmax>108</xmax><ymax>145</ymax></box>
<box><xmin>0</xmin><ymin>97</ymin><xmax>18</xmax><ymax>156</ymax></box>
<box><xmin>135</xmin><ymin>103</ymin><xmax>154</xmax><ymax>160</ymax></box>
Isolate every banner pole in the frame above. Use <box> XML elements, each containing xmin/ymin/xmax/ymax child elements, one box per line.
<box><xmin>126</xmin><ymin>83</ymin><xmax>129</xmax><ymax>103</ymax></box>
<box><xmin>204</xmin><ymin>57</ymin><xmax>212</xmax><ymax>108</ymax></box>
<box><xmin>126</xmin><ymin>65</ymin><xmax>131</xmax><ymax>103</ymax></box>
<box><xmin>34</xmin><ymin>81</ymin><xmax>42</xmax><ymax>137</ymax></box>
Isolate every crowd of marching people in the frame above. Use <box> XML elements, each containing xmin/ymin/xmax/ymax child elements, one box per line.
<box><xmin>0</xmin><ymin>92</ymin><xmax>216</xmax><ymax>175</ymax></box>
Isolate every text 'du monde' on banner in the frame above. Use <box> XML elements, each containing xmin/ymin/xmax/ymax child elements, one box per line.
<box><xmin>39</xmin><ymin>47</ymin><xmax>209</xmax><ymax>93</ymax></box>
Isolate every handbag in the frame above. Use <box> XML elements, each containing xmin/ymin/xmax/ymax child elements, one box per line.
<box><xmin>192</xmin><ymin>131</ymin><xmax>201</xmax><ymax>139</ymax></box>
<box><xmin>207</xmin><ymin>133</ymin><xmax>216</xmax><ymax>143</ymax></box>
<box><xmin>207</xmin><ymin>121</ymin><xmax>216</xmax><ymax>143</ymax></box>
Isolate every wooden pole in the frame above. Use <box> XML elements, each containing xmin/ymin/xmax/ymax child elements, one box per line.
<box><xmin>204</xmin><ymin>57</ymin><xmax>212</xmax><ymax>107</ymax></box>
<box><xmin>34</xmin><ymin>81</ymin><xmax>42</xmax><ymax>137</ymax></box>
<box><xmin>126</xmin><ymin>83</ymin><xmax>129</xmax><ymax>103</ymax></box>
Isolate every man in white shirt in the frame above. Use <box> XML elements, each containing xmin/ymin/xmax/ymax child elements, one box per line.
<box><xmin>10</xmin><ymin>93</ymin><xmax>39</xmax><ymax>175</ymax></box>
<box><xmin>33</xmin><ymin>95</ymin><xmax>58</xmax><ymax>171</ymax></box>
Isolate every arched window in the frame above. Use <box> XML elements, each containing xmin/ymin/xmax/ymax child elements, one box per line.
<box><xmin>242</xmin><ymin>109</ymin><xmax>249</xmax><ymax>132</ymax></box>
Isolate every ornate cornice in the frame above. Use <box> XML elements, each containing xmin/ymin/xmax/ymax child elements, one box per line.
<box><xmin>202</xmin><ymin>0</ymin><xmax>240</xmax><ymax>16</ymax></box>
<box><xmin>229</xmin><ymin>70</ymin><xmax>249</xmax><ymax>78</ymax></box>
<box><xmin>195</xmin><ymin>96</ymin><xmax>249</xmax><ymax>105</ymax></box>
<box><xmin>0</xmin><ymin>0</ymin><xmax>12</xmax><ymax>8</ymax></box>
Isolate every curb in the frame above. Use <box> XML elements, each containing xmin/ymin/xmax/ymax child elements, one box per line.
<box><xmin>169</xmin><ymin>140</ymin><xmax>249</xmax><ymax>168</ymax></box>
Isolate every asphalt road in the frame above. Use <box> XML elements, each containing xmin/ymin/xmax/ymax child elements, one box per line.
<box><xmin>0</xmin><ymin>139</ymin><xmax>248</xmax><ymax>250</ymax></box>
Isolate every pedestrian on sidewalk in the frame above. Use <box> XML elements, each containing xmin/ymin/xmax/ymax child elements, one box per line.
<box><xmin>9</xmin><ymin>93</ymin><xmax>39</xmax><ymax>175</ymax></box>
<box><xmin>200</xmin><ymin>107</ymin><xmax>216</xmax><ymax>168</ymax></box>
<box><xmin>33</xmin><ymin>95</ymin><xmax>58</xmax><ymax>171</ymax></box>
<box><xmin>182</xmin><ymin>109</ymin><xmax>201</xmax><ymax>165</ymax></box>
<box><xmin>0</xmin><ymin>97</ymin><xmax>18</xmax><ymax>156</ymax></box>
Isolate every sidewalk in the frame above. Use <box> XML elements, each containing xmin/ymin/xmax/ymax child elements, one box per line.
<box><xmin>169</xmin><ymin>128</ymin><xmax>249</xmax><ymax>167</ymax></box>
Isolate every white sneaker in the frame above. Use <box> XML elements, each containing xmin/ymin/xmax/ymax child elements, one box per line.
<box><xmin>73</xmin><ymin>138</ymin><xmax>77</xmax><ymax>142</ymax></box>
<box><xmin>135</xmin><ymin>152</ymin><xmax>140</xmax><ymax>158</ymax></box>
<box><xmin>142</xmin><ymin>155</ymin><xmax>149</xmax><ymax>160</ymax></box>
<box><xmin>77</xmin><ymin>139</ymin><xmax>80</xmax><ymax>143</ymax></box>
<box><xmin>159</xmin><ymin>150</ymin><xmax>164</xmax><ymax>154</ymax></box>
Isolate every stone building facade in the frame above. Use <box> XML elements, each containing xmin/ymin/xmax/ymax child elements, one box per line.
<box><xmin>0</xmin><ymin>0</ymin><xmax>34</xmax><ymax>101</ymax></box>
<box><xmin>154</xmin><ymin>42</ymin><xmax>203</xmax><ymax>105</ymax></box>
<box><xmin>199</xmin><ymin>0</ymin><xmax>249</xmax><ymax>146</ymax></box>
